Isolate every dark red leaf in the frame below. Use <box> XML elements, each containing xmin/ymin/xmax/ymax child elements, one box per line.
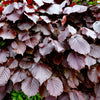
<box><xmin>82</xmin><ymin>27</ymin><xmax>97</xmax><ymax>39</ymax></box>
<box><xmin>85</xmin><ymin>56</ymin><xmax>96</xmax><ymax>68</ymax></box>
<box><xmin>21</xmin><ymin>77</ymin><xmax>39</xmax><ymax>97</ymax></box>
<box><xmin>68</xmin><ymin>34</ymin><xmax>90</xmax><ymax>55</ymax></box>
<box><xmin>89</xmin><ymin>44</ymin><xmax>100</xmax><ymax>58</ymax></box>
<box><xmin>11</xmin><ymin>41</ymin><xmax>26</xmax><ymax>55</ymax></box>
<box><xmin>68</xmin><ymin>25</ymin><xmax>77</xmax><ymax>35</ymax></box>
<box><xmin>0</xmin><ymin>7</ymin><xmax>4</xmax><ymax>14</ymax></box>
<box><xmin>93</xmin><ymin>21</ymin><xmax>100</xmax><ymax>33</ymax></box>
<box><xmin>40</xmin><ymin>16</ymin><xmax>51</xmax><ymax>23</ymax></box>
<box><xmin>29</xmin><ymin>63</ymin><xmax>52</xmax><ymax>85</ymax></box>
<box><xmin>47</xmin><ymin>76</ymin><xmax>63</xmax><ymax>97</ymax></box>
<box><xmin>58</xmin><ymin>93</ymin><xmax>69</xmax><ymax>100</ymax></box>
<box><xmin>24</xmin><ymin>5</ymin><xmax>35</xmax><ymax>13</ymax></box>
<box><xmin>7</xmin><ymin>58</ymin><xmax>18</xmax><ymax>69</ymax></box>
<box><xmin>18</xmin><ymin>31</ymin><xmax>30</xmax><ymax>41</ymax></box>
<box><xmin>19</xmin><ymin>58</ymin><xmax>34</xmax><ymax>69</ymax></box>
<box><xmin>0</xmin><ymin>50</ymin><xmax>9</xmax><ymax>64</ymax></box>
<box><xmin>47</xmin><ymin>4</ymin><xmax>62</xmax><ymax>15</ymax></box>
<box><xmin>42</xmin><ymin>0</ymin><xmax>54</xmax><ymax>3</ymax></box>
<box><xmin>69</xmin><ymin>90</ymin><xmax>85</xmax><ymax>100</ymax></box>
<box><xmin>58</xmin><ymin>27</ymin><xmax>69</xmax><ymax>42</ymax></box>
<box><xmin>0</xmin><ymin>25</ymin><xmax>16</xmax><ymax>40</ymax></box>
<box><xmin>39</xmin><ymin>42</ymin><xmax>54</xmax><ymax>56</ymax></box>
<box><xmin>88</xmin><ymin>67</ymin><xmax>99</xmax><ymax>83</ymax></box>
<box><xmin>63</xmin><ymin>5</ymin><xmax>88</xmax><ymax>14</ymax></box>
<box><xmin>17</xmin><ymin>21</ymin><xmax>33</xmax><ymax>31</ymax></box>
<box><xmin>0</xmin><ymin>67</ymin><xmax>10</xmax><ymax>86</ymax></box>
<box><xmin>0</xmin><ymin>22</ymin><xmax>5</xmax><ymax>28</ymax></box>
<box><xmin>64</xmin><ymin>69</ymin><xmax>80</xmax><ymax>88</ymax></box>
<box><xmin>95</xmin><ymin>84</ymin><xmax>100</xmax><ymax>99</ymax></box>
<box><xmin>27</xmin><ymin>0</ymin><xmax>33</xmax><ymax>5</ymax></box>
<box><xmin>24</xmin><ymin>13</ymin><xmax>39</xmax><ymax>24</ymax></box>
<box><xmin>32</xmin><ymin>24</ymin><xmax>51</xmax><ymax>35</ymax></box>
<box><xmin>62</xmin><ymin>15</ymin><xmax>67</xmax><ymax>26</ymax></box>
<box><xmin>45</xmin><ymin>96</ymin><xmax>56</xmax><ymax>100</ymax></box>
<box><xmin>11</xmin><ymin>70</ymin><xmax>27</xmax><ymax>84</ymax></box>
<box><xmin>53</xmin><ymin>53</ymin><xmax>63</xmax><ymax>65</ymax></box>
<box><xmin>25</xmin><ymin>33</ymin><xmax>41</xmax><ymax>49</ymax></box>
<box><xmin>2</xmin><ymin>3</ymin><xmax>14</xmax><ymax>15</ymax></box>
<box><xmin>34</xmin><ymin>0</ymin><xmax>44</xmax><ymax>6</ymax></box>
<box><xmin>67</xmin><ymin>52</ymin><xmax>85</xmax><ymax>71</ymax></box>
<box><xmin>50</xmin><ymin>39</ymin><xmax>65</xmax><ymax>52</ymax></box>
<box><xmin>7</xmin><ymin>11</ymin><xmax>21</xmax><ymax>23</ymax></box>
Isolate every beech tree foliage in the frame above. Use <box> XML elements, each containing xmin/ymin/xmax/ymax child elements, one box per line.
<box><xmin>0</xmin><ymin>0</ymin><xmax>100</xmax><ymax>100</ymax></box>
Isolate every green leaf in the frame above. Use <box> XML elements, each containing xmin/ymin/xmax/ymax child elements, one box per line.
<box><xmin>12</xmin><ymin>97</ymin><xmax>17</xmax><ymax>100</ymax></box>
<box><xmin>18</xmin><ymin>95</ymin><xmax>23</xmax><ymax>100</ymax></box>
<box><xmin>11</xmin><ymin>93</ymin><xmax>18</xmax><ymax>97</ymax></box>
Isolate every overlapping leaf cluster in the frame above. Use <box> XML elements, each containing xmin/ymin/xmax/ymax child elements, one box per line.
<box><xmin>0</xmin><ymin>0</ymin><xmax>100</xmax><ymax>100</ymax></box>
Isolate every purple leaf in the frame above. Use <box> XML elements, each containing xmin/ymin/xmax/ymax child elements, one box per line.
<box><xmin>0</xmin><ymin>67</ymin><xmax>10</xmax><ymax>86</ymax></box>
<box><xmin>58</xmin><ymin>27</ymin><xmax>69</xmax><ymax>42</ymax></box>
<box><xmin>85</xmin><ymin>56</ymin><xmax>96</xmax><ymax>68</ymax></box>
<box><xmin>68</xmin><ymin>25</ymin><xmax>77</xmax><ymax>35</ymax></box>
<box><xmin>0</xmin><ymin>86</ymin><xmax>6</xmax><ymax>100</ymax></box>
<box><xmin>25</xmin><ymin>33</ymin><xmax>41</xmax><ymax>49</ymax></box>
<box><xmin>13</xmin><ymin>2</ymin><xmax>24</xmax><ymax>9</ymax></box>
<box><xmin>7</xmin><ymin>46</ymin><xmax>17</xmax><ymax>58</ymax></box>
<box><xmin>11</xmin><ymin>70</ymin><xmax>27</xmax><ymax>84</ymax></box>
<box><xmin>24</xmin><ymin>5</ymin><xmax>35</xmax><ymax>13</ymax></box>
<box><xmin>39</xmin><ymin>38</ymin><xmax>54</xmax><ymax>56</ymax></box>
<box><xmin>34</xmin><ymin>0</ymin><xmax>44</xmax><ymax>6</ymax></box>
<box><xmin>24</xmin><ymin>13</ymin><xmax>39</xmax><ymax>24</ymax></box>
<box><xmin>69</xmin><ymin>90</ymin><xmax>85</xmax><ymax>100</ymax></box>
<box><xmin>11</xmin><ymin>41</ymin><xmax>26</xmax><ymax>55</ymax></box>
<box><xmin>21</xmin><ymin>77</ymin><xmax>39</xmax><ymax>97</ymax></box>
<box><xmin>53</xmin><ymin>54</ymin><xmax>63</xmax><ymax>65</ymax></box>
<box><xmin>34</xmin><ymin>51</ymin><xmax>41</xmax><ymax>63</ymax></box>
<box><xmin>63</xmin><ymin>5</ymin><xmax>87</xmax><ymax>14</ymax></box>
<box><xmin>18</xmin><ymin>31</ymin><xmax>30</xmax><ymax>41</ymax></box>
<box><xmin>40</xmin><ymin>16</ymin><xmax>51</xmax><ymax>23</ymax></box>
<box><xmin>82</xmin><ymin>27</ymin><xmax>97</xmax><ymax>39</ymax></box>
<box><xmin>47</xmin><ymin>77</ymin><xmax>63</xmax><ymax>97</ymax></box>
<box><xmin>95</xmin><ymin>84</ymin><xmax>100</xmax><ymax>99</ymax></box>
<box><xmin>89</xmin><ymin>44</ymin><xmax>100</xmax><ymax>58</ymax></box>
<box><xmin>0</xmin><ymin>25</ymin><xmax>16</xmax><ymax>40</ymax></box>
<box><xmin>13</xmin><ymin>83</ymin><xmax>21</xmax><ymax>91</ymax></box>
<box><xmin>8</xmin><ymin>58</ymin><xmax>18</xmax><ymax>69</ymax></box>
<box><xmin>19</xmin><ymin>58</ymin><xmax>34</xmax><ymax>69</ymax></box>
<box><xmin>47</xmin><ymin>4</ymin><xmax>62</xmax><ymax>15</ymax></box>
<box><xmin>93</xmin><ymin>21</ymin><xmax>100</xmax><ymax>33</ymax></box>
<box><xmin>17</xmin><ymin>21</ymin><xmax>33</xmax><ymax>31</ymax></box>
<box><xmin>3</xmin><ymin>3</ymin><xmax>14</xmax><ymax>15</ymax></box>
<box><xmin>88</xmin><ymin>67</ymin><xmax>98</xmax><ymax>83</ymax></box>
<box><xmin>39</xmin><ymin>42</ymin><xmax>54</xmax><ymax>56</ymax></box>
<box><xmin>7</xmin><ymin>11</ymin><xmax>21</xmax><ymax>23</ymax></box>
<box><xmin>32</xmin><ymin>24</ymin><xmax>51</xmax><ymax>35</ymax></box>
<box><xmin>64</xmin><ymin>69</ymin><xmax>79</xmax><ymax>88</ymax></box>
<box><xmin>50</xmin><ymin>39</ymin><xmax>64</xmax><ymax>52</ymax></box>
<box><xmin>58</xmin><ymin>93</ymin><xmax>69</xmax><ymax>100</ymax></box>
<box><xmin>29</xmin><ymin>63</ymin><xmax>52</xmax><ymax>85</ymax></box>
<box><xmin>67</xmin><ymin>52</ymin><xmax>85</xmax><ymax>71</ymax></box>
<box><xmin>0</xmin><ymin>50</ymin><xmax>9</xmax><ymax>64</ymax></box>
<box><xmin>42</xmin><ymin>0</ymin><xmax>54</xmax><ymax>3</ymax></box>
<box><xmin>68</xmin><ymin>34</ymin><xmax>90</xmax><ymax>55</ymax></box>
<box><xmin>45</xmin><ymin>96</ymin><xmax>56</xmax><ymax>100</ymax></box>
<box><xmin>0</xmin><ymin>22</ymin><xmax>5</xmax><ymax>28</ymax></box>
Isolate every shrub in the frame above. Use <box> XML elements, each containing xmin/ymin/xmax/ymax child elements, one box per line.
<box><xmin>0</xmin><ymin>0</ymin><xmax>100</xmax><ymax>100</ymax></box>
<box><xmin>11</xmin><ymin>90</ymin><xmax>41</xmax><ymax>100</ymax></box>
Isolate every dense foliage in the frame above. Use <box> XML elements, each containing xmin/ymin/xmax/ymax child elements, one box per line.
<box><xmin>0</xmin><ymin>0</ymin><xmax>100</xmax><ymax>100</ymax></box>
<box><xmin>11</xmin><ymin>90</ymin><xmax>41</xmax><ymax>100</ymax></box>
